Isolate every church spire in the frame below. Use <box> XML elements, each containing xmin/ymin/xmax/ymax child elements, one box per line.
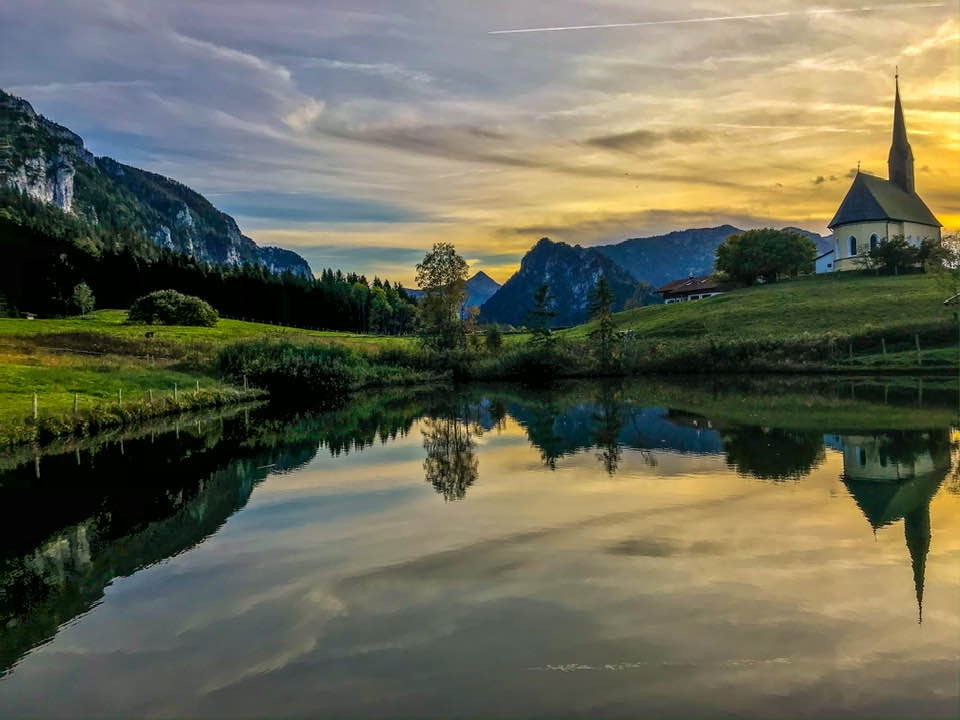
<box><xmin>888</xmin><ymin>70</ymin><xmax>916</xmax><ymax>194</ymax></box>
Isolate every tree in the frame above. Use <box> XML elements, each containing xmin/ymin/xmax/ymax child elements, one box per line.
<box><xmin>127</xmin><ymin>289</ymin><xmax>218</xmax><ymax>327</ymax></box>
<box><xmin>526</xmin><ymin>283</ymin><xmax>556</xmax><ymax>351</ymax></box>
<box><xmin>715</xmin><ymin>228</ymin><xmax>817</xmax><ymax>285</ymax></box>
<box><xmin>588</xmin><ymin>277</ymin><xmax>617</xmax><ymax>371</ymax></box>
<box><xmin>70</xmin><ymin>282</ymin><xmax>95</xmax><ymax>316</ymax></box>
<box><xmin>624</xmin><ymin>281</ymin><xmax>657</xmax><ymax>309</ymax></box>
<box><xmin>926</xmin><ymin>234</ymin><xmax>960</xmax><ymax>297</ymax></box>
<box><xmin>368</xmin><ymin>285</ymin><xmax>393</xmax><ymax>334</ymax></box>
<box><xmin>866</xmin><ymin>235</ymin><xmax>920</xmax><ymax>275</ymax></box>
<box><xmin>484</xmin><ymin>324</ymin><xmax>504</xmax><ymax>353</ymax></box>
<box><xmin>415</xmin><ymin>242</ymin><xmax>469</xmax><ymax>352</ymax></box>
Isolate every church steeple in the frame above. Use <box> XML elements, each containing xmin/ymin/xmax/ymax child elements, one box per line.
<box><xmin>888</xmin><ymin>71</ymin><xmax>916</xmax><ymax>194</ymax></box>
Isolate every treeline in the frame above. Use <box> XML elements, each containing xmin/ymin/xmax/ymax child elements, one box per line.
<box><xmin>0</xmin><ymin>189</ymin><xmax>417</xmax><ymax>332</ymax></box>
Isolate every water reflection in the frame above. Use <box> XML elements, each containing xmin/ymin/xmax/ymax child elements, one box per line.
<box><xmin>422</xmin><ymin>416</ymin><xmax>479</xmax><ymax>502</ymax></box>
<box><xmin>834</xmin><ymin>430</ymin><xmax>952</xmax><ymax>624</ymax></box>
<box><xmin>0</xmin><ymin>377</ymin><xmax>957</xmax><ymax>714</ymax></box>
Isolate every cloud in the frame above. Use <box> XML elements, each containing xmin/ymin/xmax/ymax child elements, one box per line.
<box><xmin>283</xmin><ymin>99</ymin><xmax>326</xmax><ymax>132</ymax></box>
<box><xmin>586</xmin><ymin>127</ymin><xmax>712</xmax><ymax>152</ymax></box>
<box><xmin>302</xmin><ymin>58</ymin><xmax>433</xmax><ymax>87</ymax></box>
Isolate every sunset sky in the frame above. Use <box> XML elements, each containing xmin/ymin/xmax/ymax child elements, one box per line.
<box><xmin>2</xmin><ymin>1</ymin><xmax>957</xmax><ymax>283</ymax></box>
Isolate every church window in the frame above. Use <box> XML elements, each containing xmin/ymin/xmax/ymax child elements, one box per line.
<box><xmin>870</xmin><ymin>234</ymin><xmax>879</xmax><ymax>251</ymax></box>
<box><xmin>849</xmin><ymin>236</ymin><xmax>857</xmax><ymax>256</ymax></box>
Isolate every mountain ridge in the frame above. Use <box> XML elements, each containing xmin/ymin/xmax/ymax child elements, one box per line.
<box><xmin>478</xmin><ymin>237</ymin><xmax>636</xmax><ymax>327</ymax></box>
<box><xmin>0</xmin><ymin>89</ymin><xmax>312</xmax><ymax>278</ymax></box>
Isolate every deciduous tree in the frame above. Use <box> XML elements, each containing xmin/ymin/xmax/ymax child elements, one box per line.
<box><xmin>716</xmin><ymin>229</ymin><xmax>817</xmax><ymax>285</ymax></box>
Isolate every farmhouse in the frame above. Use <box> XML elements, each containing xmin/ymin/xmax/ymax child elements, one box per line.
<box><xmin>656</xmin><ymin>275</ymin><xmax>729</xmax><ymax>304</ymax></box>
<box><xmin>828</xmin><ymin>75</ymin><xmax>941</xmax><ymax>271</ymax></box>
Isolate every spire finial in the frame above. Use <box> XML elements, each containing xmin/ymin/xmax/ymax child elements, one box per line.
<box><xmin>857</xmin><ymin>160</ymin><xmax>861</xmax><ymax>173</ymax></box>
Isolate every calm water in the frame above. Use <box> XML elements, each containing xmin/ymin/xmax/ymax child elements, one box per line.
<box><xmin>1</xmin><ymin>378</ymin><xmax>958</xmax><ymax>718</ymax></box>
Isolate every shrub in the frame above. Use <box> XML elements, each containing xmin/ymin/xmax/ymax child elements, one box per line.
<box><xmin>127</xmin><ymin>289</ymin><xmax>218</xmax><ymax>327</ymax></box>
<box><xmin>217</xmin><ymin>340</ymin><xmax>428</xmax><ymax>404</ymax></box>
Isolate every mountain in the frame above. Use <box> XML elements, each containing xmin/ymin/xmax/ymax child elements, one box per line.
<box><xmin>594</xmin><ymin>225</ymin><xmax>832</xmax><ymax>288</ymax></box>
<box><xmin>464</xmin><ymin>271</ymin><xmax>501</xmax><ymax>311</ymax></box>
<box><xmin>0</xmin><ymin>89</ymin><xmax>312</xmax><ymax>278</ymax></box>
<box><xmin>478</xmin><ymin>238</ymin><xmax>637</xmax><ymax>327</ymax></box>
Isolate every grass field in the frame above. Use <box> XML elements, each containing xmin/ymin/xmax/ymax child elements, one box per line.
<box><xmin>569</xmin><ymin>272</ymin><xmax>956</xmax><ymax>341</ymax></box>
<box><xmin>0</xmin><ymin>310</ymin><xmax>411</xmax><ymax>440</ymax></box>
<box><xmin>565</xmin><ymin>271</ymin><xmax>959</xmax><ymax>371</ymax></box>
<box><xmin>0</xmin><ymin>310</ymin><xmax>412</xmax><ymax>352</ymax></box>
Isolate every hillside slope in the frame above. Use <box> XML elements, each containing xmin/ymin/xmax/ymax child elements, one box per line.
<box><xmin>0</xmin><ymin>89</ymin><xmax>311</xmax><ymax>278</ymax></box>
<box><xmin>567</xmin><ymin>272</ymin><xmax>954</xmax><ymax>346</ymax></box>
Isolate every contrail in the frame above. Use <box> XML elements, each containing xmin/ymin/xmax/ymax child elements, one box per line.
<box><xmin>489</xmin><ymin>3</ymin><xmax>945</xmax><ymax>34</ymax></box>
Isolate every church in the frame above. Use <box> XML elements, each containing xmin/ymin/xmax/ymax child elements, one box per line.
<box><xmin>827</xmin><ymin>76</ymin><xmax>942</xmax><ymax>272</ymax></box>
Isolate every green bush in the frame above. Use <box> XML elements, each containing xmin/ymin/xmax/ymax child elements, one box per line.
<box><xmin>217</xmin><ymin>340</ymin><xmax>429</xmax><ymax>404</ymax></box>
<box><xmin>127</xmin><ymin>289</ymin><xmax>218</xmax><ymax>327</ymax></box>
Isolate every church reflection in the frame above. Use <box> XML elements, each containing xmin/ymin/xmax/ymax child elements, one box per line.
<box><xmin>830</xmin><ymin>430</ymin><xmax>953</xmax><ymax>623</ymax></box>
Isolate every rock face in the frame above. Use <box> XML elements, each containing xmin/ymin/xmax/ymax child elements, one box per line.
<box><xmin>478</xmin><ymin>238</ymin><xmax>637</xmax><ymax>327</ymax></box>
<box><xmin>0</xmin><ymin>89</ymin><xmax>312</xmax><ymax>279</ymax></box>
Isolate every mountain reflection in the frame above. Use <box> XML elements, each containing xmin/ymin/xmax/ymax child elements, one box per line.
<box><xmin>0</xmin><ymin>378</ymin><xmax>956</xmax><ymax>678</ymax></box>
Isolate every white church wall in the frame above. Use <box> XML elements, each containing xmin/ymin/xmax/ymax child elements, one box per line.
<box><xmin>832</xmin><ymin>220</ymin><xmax>940</xmax><ymax>271</ymax></box>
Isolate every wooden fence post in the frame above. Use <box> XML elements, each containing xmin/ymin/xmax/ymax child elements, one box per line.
<box><xmin>73</xmin><ymin>393</ymin><xmax>79</xmax><ymax>415</ymax></box>
<box><xmin>915</xmin><ymin>334</ymin><xmax>922</xmax><ymax>366</ymax></box>
<box><xmin>32</xmin><ymin>393</ymin><xmax>38</xmax><ymax>421</ymax></box>
<box><xmin>174</xmin><ymin>383</ymin><xmax>178</xmax><ymax>401</ymax></box>
<box><xmin>195</xmin><ymin>379</ymin><xmax>200</xmax><ymax>396</ymax></box>
<box><xmin>848</xmin><ymin>342</ymin><xmax>853</xmax><ymax>360</ymax></box>
<box><xmin>118</xmin><ymin>388</ymin><xmax>123</xmax><ymax>407</ymax></box>
<box><xmin>881</xmin><ymin>338</ymin><xmax>887</xmax><ymax>355</ymax></box>
<box><xmin>149</xmin><ymin>389</ymin><xmax>153</xmax><ymax>404</ymax></box>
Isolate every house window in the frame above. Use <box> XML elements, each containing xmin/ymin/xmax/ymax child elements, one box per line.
<box><xmin>849</xmin><ymin>236</ymin><xmax>857</xmax><ymax>256</ymax></box>
<box><xmin>869</xmin><ymin>233</ymin><xmax>879</xmax><ymax>251</ymax></box>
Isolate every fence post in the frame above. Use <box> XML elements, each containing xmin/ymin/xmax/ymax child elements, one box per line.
<box><xmin>149</xmin><ymin>389</ymin><xmax>153</xmax><ymax>404</ymax></box>
<box><xmin>881</xmin><ymin>338</ymin><xmax>887</xmax><ymax>355</ymax></box>
<box><xmin>195</xmin><ymin>379</ymin><xmax>200</xmax><ymax>396</ymax></box>
<box><xmin>174</xmin><ymin>383</ymin><xmax>178</xmax><ymax>402</ymax></box>
<box><xmin>118</xmin><ymin>388</ymin><xmax>123</xmax><ymax>407</ymax></box>
<box><xmin>848</xmin><ymin>342</ymin><xmax>853</xmax><ymax>360</ymax></box>
<box><xmin>73</xmin><ymin>393</ymin><xmax>79</xmax><ymax>415</ymax></box>
<box><xmin>915</xmin><ymin>333</ymin><xmax>922</xmax><ymax>366</ymax></box>
<box><xmin>243</xmin><ymin>374</ymin><xmax>248</xmax><ymax>392</ymax></box>
<box><xmin>32</xmin><ymin>393</ymin><xmax>38</xmax><ymax>421</ymax></box>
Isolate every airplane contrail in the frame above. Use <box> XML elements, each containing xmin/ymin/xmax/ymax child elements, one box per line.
<box><xmin>488</xmin><ymin>3</ymin><xmax>945</xmax><ymax>35</ymax></box>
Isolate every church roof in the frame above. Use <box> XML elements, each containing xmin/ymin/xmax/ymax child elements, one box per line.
<box><xmin>829</xmin><ymin>172</ymin><xmax>940</xmax><ymax>229</ymax></box>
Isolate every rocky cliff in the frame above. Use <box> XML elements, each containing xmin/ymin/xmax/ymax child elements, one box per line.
<box><xmin>0</xmin><ymin>89</ymin><xmax>312</xmax><ymax>278</ymax></box>
<box><xmin>478</xmin><ymin>238</ymin><xmax>636</xmax><ymax>327</ymax></box>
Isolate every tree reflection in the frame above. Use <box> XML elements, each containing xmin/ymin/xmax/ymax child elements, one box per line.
<box><xmin>593</xmin><ymin>386</ymin><xmax>625</xmax><ymax>476</ymax></box>
<box><xmin>722</xmin><ymin>426</ymin><xmax>825</xmax><ymax>481</ymax></box>
<box><xmin>421</xmin><ymin>416</ymin><xmax>479</xmax><ymax>501</ymax></box>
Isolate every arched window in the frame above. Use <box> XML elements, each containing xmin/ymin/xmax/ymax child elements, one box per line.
<box><xmin>849</xmin><ymin>236</ymin><xmax>858</xmax><ymax>256</ymax></box>
<box><xmin>870</xmin><ymin>233</ymin><xmax>879</xmax><ymax>251</ymax></box>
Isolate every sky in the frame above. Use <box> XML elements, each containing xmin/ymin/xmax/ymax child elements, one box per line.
<box><xmin>1</xmin><ymin>1</ymin><xmax>957</xmax><ymax>284</ymax></box>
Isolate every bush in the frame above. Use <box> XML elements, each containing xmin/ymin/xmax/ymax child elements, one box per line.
<box><xmin>217</xmin><ymin>340</ymin><xmax>429</xmax><ymax>404</ymax></box>
<box><xmin>127</xmin><ymin>289</ymin><xmax>218</xmax><ymax>327</ymax></box>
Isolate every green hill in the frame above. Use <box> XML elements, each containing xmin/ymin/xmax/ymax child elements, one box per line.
<box><xmin>565</xmin><ymin>272</ymin><xmax>959</xmax><ymax>371</ymax></box>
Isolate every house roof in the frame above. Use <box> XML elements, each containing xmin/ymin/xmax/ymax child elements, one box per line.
<box><xmin>816</xmin><ymin>249</ymin><xmax>834</xmax><ymax>260</ymax></box>
<box><xmin>829</xmin><ymin>172</ymin><xmax>940</xmax><ymax>229</ymax></box>
<box><xmin>656</xmin><ymin>275</ymin><xmax>728</xmax><ymax>295</ymax></box>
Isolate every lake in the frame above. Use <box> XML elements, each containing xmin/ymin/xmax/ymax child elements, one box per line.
<box><xmin>1</xmin><ymin>377</ymin><xmax>958</xmax><ymax>718</ymax></box>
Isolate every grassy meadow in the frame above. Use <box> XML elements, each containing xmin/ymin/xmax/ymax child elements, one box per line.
<box><xmin>566</xmin><ymin>272</ymin><xmax>959</xmax><ymax>372</ymax></box>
